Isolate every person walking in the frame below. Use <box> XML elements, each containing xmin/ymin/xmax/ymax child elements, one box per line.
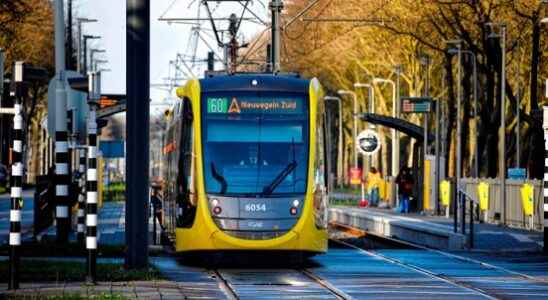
<box><xmin>150</xmin><ymin>182</ymin><xmax>165</xmax><ymax>230</ymax></box>
<box><xmin>367</xmin><ymin>167</ymin><xmax>381</xmax><ymax>207</ymax></box>
<box><xmin>395</xmin><ymin>167</ymin><xmax>414</xmax><ymax>213</ymax></box>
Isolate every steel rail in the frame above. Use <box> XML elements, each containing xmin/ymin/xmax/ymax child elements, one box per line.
<box><xmin>211</xmin><ymin>270</ymin><xmax>239</xmax><ymax>300</ymax></box>
<box><xmin>299</xmin><ymin>269</ymin><xmax>353</xmax><ymax>300</ymax></box>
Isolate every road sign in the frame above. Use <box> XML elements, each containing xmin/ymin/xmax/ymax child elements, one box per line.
<box><xmin>349</xmin><ymin>167</ymin><xmax>362</xmax><ymax>185</ymax></box>
<box><xmin>508</xmin><ymin>168</ymin><xmax>526</xmax><ymax>180</ymax></box>
<box><xmin>401</xmin><ymin>97</ymin><xmax>432</xmax><ymax>113</ymax></box>
<box><xmin>99</xmin><ymin>140</ymin><xmax>125</xmax><ymax>158</ymax></box>
<box><xmin>356</xmin><ymin>129</ymin><xmax>380</xmax><ymax>155</ymax></box>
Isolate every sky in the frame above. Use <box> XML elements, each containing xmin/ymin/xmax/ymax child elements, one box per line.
<box><xmin>75</xmin><ymin>0</ymin><xmax>268</xmax><ymax>115</ymax></box>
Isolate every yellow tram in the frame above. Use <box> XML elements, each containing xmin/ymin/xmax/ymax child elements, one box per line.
<box><xmin>162</xmin><ymin>73</ymin><xmax>328</xmax><ymax>255</ymax></box>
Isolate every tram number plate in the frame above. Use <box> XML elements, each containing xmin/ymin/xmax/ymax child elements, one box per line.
<box><xmin>244</xmin><ymin>203</ymin><xmax>266</xmax><ymax>212</ymax></box>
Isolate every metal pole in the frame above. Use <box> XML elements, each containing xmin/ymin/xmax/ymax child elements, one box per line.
<box><xmin>352</xmin><ymin>93</ymin><xmax>358</xmax><ymax>170</ymax></box>
<box><xmin>515</xmin><ymin>41</ymin><xmax>520</xmax><ymax>168</ymax></box>
<box><xmin>8</xmin><ymin>62</ymin><xmax>24</xmax><ymax>290</ymax></box>
<box><xmin>469</xmin><ymin>198</ymin><xmax>474</xmax><ymax>248</ymax></box>
<box><xmin>0</xmin><ymin>49</ymin><xmax>4</xmax><ymax>161</ymax></box>
<box><xmin>77</xmin><ymin>148</ymin><xmax>85</xmax><ymax>244</ymax></box>
<box><xmin>435</xmin><ymin>99</ymin><xmax>441</xmax><ymax>215</ymax></box>
<box><xmin>86</xmin><ymin>72</ymin><xmax>98</xmax><ymax>283</ymax></box>
<box><xmin>543</xmin><ymin>106</ymin><xmax>548</xmax><ymax>254</ymax></box>
<box><xmin>67</xmin><ymin>0</ymin><xmax>73</xmax><ymax>70</ymax></box>
<box><xmin>83</xmin><ymin>38</ymin><xmax>88</xmax><ymax>75</ymax></box>
<box><xmin>54</xmin><ymin>0</ymin><xmax>70</xmax><ymax>243</ymax></box>
<box><xmin>473</xmin><ymin>53</ymin><xmax>479</xmax><ymax>178</ymax></box>
<box><xmin>270</xmin><ymin>0</ymin><xmax>283</xmax><ymax>72</ymax></box>
<box><xmin>126</xmin><ymin>0</ymin><xmax>150</xmax><ymax>269</ymax></box>
<box><xmin>500</xmin><ymin>26</ymin><xmax>507</xmax><ymax>224</ymax></box>
<box><xmin>77</xmin><ymin>21</ymin><xmax>82</xmax><ymax>73</ymax></box>
<box><xmin>453</xmin><ymin>43</ymin><xmax>462</xmax><ymax>232</ymax></box>
<box><xmin>395</xmin><ymin>66</ymin><xmax>401</xmax><ymax>179</ymax></box>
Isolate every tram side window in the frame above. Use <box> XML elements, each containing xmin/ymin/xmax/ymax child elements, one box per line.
<box><xmin>177</xmin><ymin>99</ymin><xmax>196</xmax><ymax>228</ymax></box>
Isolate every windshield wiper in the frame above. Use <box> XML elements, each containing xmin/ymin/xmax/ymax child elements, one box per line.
<box><xmin>210</xmin><ymin>163</ymin><xmax>228</xmax><ymax>194</ymax></box>
<box><xmin>262</xmin><ymin>160</ymin><xmax>297</xmax><ymax>196</ymax></box>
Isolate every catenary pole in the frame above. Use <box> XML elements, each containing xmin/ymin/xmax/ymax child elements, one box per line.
<box><xmin>8</xmin><ymin>62</ymin><xmax>24</xmax><ymax>290</ymax></box>
<box><xmin>54</xmin><ymin>0</ymin><xmax>70</xmax><ymax>243</ymax></box>
<box><xmin>126</xmin><ymin>0</ymin><xmax>150</xmax><ymax>269</ymax></box>
<box><xmin>86</xmin><ymin>71</ymin><xmax>99</xmax><ymax>283</ymax></box>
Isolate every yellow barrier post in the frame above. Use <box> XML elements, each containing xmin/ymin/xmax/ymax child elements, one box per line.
<box><xmin>520</xmin><ymin>184</ymin><xmax>534</xmax><ymax>230</ymax></box>
<box><xmin>440</xmin><ymin>180</ymin><xmax>451</xmax><ymax>218</ymax></box>
<box><xmin>477</xmin><ymin>182</ymin><xmax>489</xmax><ymax>222</ymax></box>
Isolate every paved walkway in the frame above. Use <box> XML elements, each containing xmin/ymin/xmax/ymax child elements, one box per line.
<box><xmin>331</xmin><ymin>204</ymin><xmax>544</xmax><ymax>252</ymax></box>
<box><xmin>1</xmin><ymin>280</ymin><xmax>223</xmax><ymax>299</ymax></box>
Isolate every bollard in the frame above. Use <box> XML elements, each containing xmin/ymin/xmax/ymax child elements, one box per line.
<box><xmin>86</xmin><ymin>73</ymin><xmax>98</xmax><ymax>283</ymax></box>
<box><xmin>77</xmin><ymin>149</ymin><xmax>86</xmax><ymax>244</ymax></box>
<box><xmin>461</xmin><ymin>193</ymin><xmax>466</xmax><ymax>235</ymax></box>
<box><xmin>8</xmin><ymin>63</ymin><xmax>24</xmax><ymax>290</ymax></box>
<box><xmin>469</xmin><ymin>200</ymin><xmax>474</xmax><ymax>248</ymax></box>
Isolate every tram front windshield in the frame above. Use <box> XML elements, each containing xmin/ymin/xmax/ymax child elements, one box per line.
<box><xmin>202</xmin><ymin>92</ymin><xmax>309</xmax><ymax>197</ymax></box>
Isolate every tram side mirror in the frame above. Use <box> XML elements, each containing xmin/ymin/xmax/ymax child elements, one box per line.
<box><xmin>176</xmin><ymin>86</ymin><xmax>186</xmax><ymax>99</ymax></box>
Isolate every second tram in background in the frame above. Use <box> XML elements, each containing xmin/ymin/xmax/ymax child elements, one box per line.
<box><xmin>162</xmin><ymin>73</ymin><xmax>329</xmax><ymax>256</ymax></box>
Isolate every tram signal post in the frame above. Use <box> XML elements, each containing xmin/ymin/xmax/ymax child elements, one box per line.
<box><xmin>126</xmin><ymin>0</ymin><xmax>150</xmax><ymax>269</ymax></box>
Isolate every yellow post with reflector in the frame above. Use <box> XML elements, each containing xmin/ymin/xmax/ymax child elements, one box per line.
<box><xmin>440</xmin><ymin>180</ymin><xmax>450</xmax><ymax>217</ymax></box>
<box><xmin>477</xmin><ymin>182</ymin><xmax>489</xmax><ymax>222</ymax></box>
<box><xmin>520</xmin><ymin>183</ymin><xmax>534</xmax><ymax>229</ymax></box>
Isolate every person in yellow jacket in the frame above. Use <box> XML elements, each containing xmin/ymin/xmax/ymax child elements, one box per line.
<box><xmin>367</xmin><ymin>167</ymin><xmax>382</xmax><ymax>207</ymax></box>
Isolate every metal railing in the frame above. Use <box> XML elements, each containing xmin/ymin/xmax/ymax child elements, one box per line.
<box><xmin>455</xmin><ymin>187</ymin><xmax>478</xmax><ymax>248</ymax></box>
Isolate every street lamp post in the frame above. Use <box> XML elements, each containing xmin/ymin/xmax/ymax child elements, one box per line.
<box><xmin>487</xmin><ymin>22</ymin><xmax>507</xmax><ymax>225</ymax></box>
<box><xmin>83</xmin><ymin>35</ymin><xmax>101</xmax><ymax>74</ymax></box>
<box><xmin>354</xmin><ymin>83</ymin><xmax>374</xmax><ymax>173</ymax></box>
<box><xmin>324</xmin><ymin>96</ymin><xmax>343</xmax><ymax>188</ymax></box>
<box><xmin>93</xmin><ymin>59</ymin><xmax>108</xmax><ymax>72</ymax></box>
<box><xmin>90</xmin><ymin>49</ymin><xmax>106</xmax><ymax>73</ymax></box>
<box><xmin>448</xmin><ymin>48</ymin><xmax>479</xmax><ymax>178</ymax></box>
<box><xmin>372</xmin><ymin>78</ymin><xmax>397</xmax><ymax>178</ymax></box>
<box><xmin>76</xmin><ymin>18</ymin><xmax>97</xmax><ymax>73</ymax></box>
<box><xmin>337</xmin><ymin>90</ymin><xmax>358</xmax><ymax>170</ymax></box>
<box><xmin>445</xmin><ymin>39</ymin><xmax>462</xmax><ymax>232</ymax></box>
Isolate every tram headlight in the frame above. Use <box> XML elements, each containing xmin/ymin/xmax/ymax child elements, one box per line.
<box><xmin>211</xmin><ymin>198</ymin><xmax>219</xmax><ymax>207</ymax></box>
<box><xmin>292</xmin><ymin>199</ymin><xmax>300</xmax><ymax>207</ymax></box>
<box><xmin>213</xmin><ymin>206</ymin><xmax>222</xmax><ymax>215</ymax></box>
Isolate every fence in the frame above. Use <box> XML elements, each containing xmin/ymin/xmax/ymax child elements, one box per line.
<box><xmin>458</xmin><ymin>178</ymin><xmax>543</xmax><ymax>231</ymax></box>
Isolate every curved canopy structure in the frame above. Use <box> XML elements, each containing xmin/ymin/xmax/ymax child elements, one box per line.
<box><xmin>359</xmin><ymin>113</ymin><xmax>435</xmax><ymax>143</ymax></box>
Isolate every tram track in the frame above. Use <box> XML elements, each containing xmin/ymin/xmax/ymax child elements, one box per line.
<box><xmin>330</xmin><ymin>224</ymin><xmax>548</xmax><ymax>299</ymax></box>
<box><xmin>331</xmin><ymin>221</ymin><xmax>548</xmax><ymax>285</ymax></box>
<box><xmin>212</xmin><ymin>266</ymin><xmax>353</xmax><ymax>299</ymax></box>
<box><xmin>330</xmin><ymin>238</ymin><xmax>498</xmax><ymax>299</ymax></box>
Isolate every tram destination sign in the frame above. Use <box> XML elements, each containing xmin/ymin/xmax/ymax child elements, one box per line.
<box><xmin>401</xmin><ymin>96</ymin><xmax>433</xmax><ymax>114</ymax></box>
<box><xmin>207</xmin><ymin>96</ymin><xmax>303</xmax><ymax>114</ymax></box>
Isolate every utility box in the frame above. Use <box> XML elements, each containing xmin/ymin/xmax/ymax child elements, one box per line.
<box><xmin>424</xmin><ymin>154</ymin><xmax>446</xmax><ymax>212</ymax></box>
<box><xmin>47</xmin><ymin>70</ymin><xmax>89</xmax><ymax>144</ymax></box>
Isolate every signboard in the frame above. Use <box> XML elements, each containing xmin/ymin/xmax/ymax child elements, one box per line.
<box><xmin>47</xmin><ymin>71</ymin><xmax>89</xmax><ymax>144</ymax></box>
<box><xmin>401</xmin><ymin>97</ymin><xmax>432</xmax><ymax>113</ymax></box>
<box><xmin>508</xmin><ymin>168</ymin><xmax>526</xmax><ymax>180</ymax></box>
<box><xmin>477</xmin><ymin>182</ymin><xmax>489</xmax><ymax>211</ymax></box>
<box><xmin>520</xmin><ymin>184</ymin><xmax>534</xmax><ymax>216</ymax></box>
<box><xmin>99</xmin><ymin>140</ymin><xmax>125</xmax><ymax>158</ymax></box>
<box><xmin>206</xmin><ymin>96</ymin><xmax>302</xmax><ymax>114</ymax></box>
<box><xmin>356</xmin><ymin>129</ymin><xmax>380</xmax><ymax>155</ymax></box>
<box><xmin>349</xmin><ymin>167</ymin><xmax>362</xmax><ymax>185</ymax></box>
